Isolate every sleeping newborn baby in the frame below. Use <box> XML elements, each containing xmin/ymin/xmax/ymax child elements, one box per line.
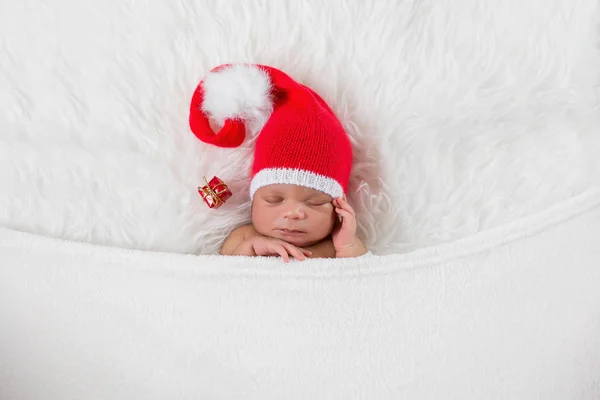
<box><xmin>220</xmin><ymin>185</ymin><xmax>367</xmax><ymax>261</ymax></box>
<box><xmin>189</xmin><ymin>63</ymin><xmax>368</xmax><ymax>261</ymax></box>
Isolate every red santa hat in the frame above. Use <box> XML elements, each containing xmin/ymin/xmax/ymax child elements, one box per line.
<box><xmin>189</xmin><ymin>63</ymin><xmax>353</xmax><ymax>200</ymax></box>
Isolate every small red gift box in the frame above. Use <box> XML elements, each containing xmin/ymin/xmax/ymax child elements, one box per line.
<box><xmin>198</xmin><ymin>176</ymin><xmax>232</xmax><ymax>209</ymax></box>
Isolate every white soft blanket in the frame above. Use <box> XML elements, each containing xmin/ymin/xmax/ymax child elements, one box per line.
<box><xmin>1</xmin><ymin>189</ymin><xmax>600</xmax><ymax>399</ymax></box>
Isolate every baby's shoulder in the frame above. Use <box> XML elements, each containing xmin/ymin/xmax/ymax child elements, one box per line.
<box><xmin>231</xmin><ymin>223</ymin><xmax>259</xmax><ymax>239</ymax></box>
<box><xmin>220</xmin><ymin>223</ymin><xmax>258</xmax><ymax>255</ymax></box>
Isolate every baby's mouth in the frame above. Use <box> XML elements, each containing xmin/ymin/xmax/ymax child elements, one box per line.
<box><xmin>277</xmin><ymin>228</ymin><xmax>305</xmax><ymax>234</ymax></box>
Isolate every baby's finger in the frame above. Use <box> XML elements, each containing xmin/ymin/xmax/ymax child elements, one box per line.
<box><xmin>335</xmin><ymin>208</ymin><xmax>354</xmax><ymax>223</ymax></box>
<box><xmin>338</xmin><ymin>197</ymin><xmax>355</xmax><ymax>216</ymax></box>
<box><xmin>276</xmin><ymin>241</ymin><xmax>301</xmax><ymax>260</ymax></box>
<box><xmin>335</xmin><ymin>207</ymin><xmax>352</xmax><ymax>217</ymax></box>
<box><xmin>272</xmin><ymin>244</ymin><xmax>290</xmax><ymax>263</ymax></box>
<box><xmin>284</xmin><ymin>243</ymin><xmax>307</xmax><ymax>261</ymax></box>
<box><xmin>300</xmin><ymin>248</ymin><xmax>313</xmax><ymax>257</ymax></box>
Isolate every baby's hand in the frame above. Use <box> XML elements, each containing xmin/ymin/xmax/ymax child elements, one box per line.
<box><xmin>247</xmin><ymin>236</ymin><xmax>312</xmax><ymax>263</ymax></box>
<box><xmin>331</xmin><ymin>195</ymin><xmax>358</xmax><ymax>252</ymax></box>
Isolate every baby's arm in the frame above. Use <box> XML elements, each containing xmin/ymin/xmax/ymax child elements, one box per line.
<box><xmin>220</xmin><ymin>224</ymin><xmax>311</xmax><ymax>262</ymax></box>
<box><xmin>335</xmin><ymin>237</ymin><xmax>368</xmax><ymax>258</ymax></box>
<box><xmin>332</xmin><ymin>196</ymin><xmax>368</xmax><ymax>258</ymax></box>
<box><xmin>220</xmin><ymin>224</ymin><xmax>256</xmax><ymax>256</ymax></box>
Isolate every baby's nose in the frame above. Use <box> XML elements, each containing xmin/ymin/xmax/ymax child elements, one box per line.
<box><xmin>284</xmin><ymin>204</ymin><xmax>306</xmax><ymax>219</ymax></box>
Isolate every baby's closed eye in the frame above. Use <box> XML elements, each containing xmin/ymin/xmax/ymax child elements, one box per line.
<box><xmin>264</xmin><ymin>196</ymin><xmax>284</xmax><ymax>204</ymax></box>
<box><xmin>306</xmin><ymin>199</ymin><xmax>330</xmax><ymax>206</ymax></box>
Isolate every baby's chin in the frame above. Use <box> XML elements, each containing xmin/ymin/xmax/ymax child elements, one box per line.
<box><xmin>269</xmin><ymin>230</ymin><xmax>322</xmax><ymax>248</ymax></box>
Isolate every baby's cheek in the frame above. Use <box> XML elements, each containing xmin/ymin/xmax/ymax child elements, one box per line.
<box><xmin>321</xmin><ymin>208</ymin><xmax>337</xmax><ymax>230</ymax></box>
<box><xmin>309</xmin><ymin>205</ymin><xmax>333</xmax><ymax>220</ymax></box>
<box><xmin>251</xmin><ymin>208</ymin><xmax>274</xmax><ymax>231</ymax></box>
<box><xmin>319</xmin><ymin>203</ymin><xmax>334</xmax><ymax>213</ymax></box>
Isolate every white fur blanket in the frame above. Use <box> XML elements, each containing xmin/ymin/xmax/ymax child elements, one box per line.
<box><xmin>0</xmin><ymin>0</ymin><xmax>599</xmax><ymax>255</ymax></box>
<box><xmin>1</xmin><ymin>189</ymin><xmax>599</xmax><ymax>399</ymax></box>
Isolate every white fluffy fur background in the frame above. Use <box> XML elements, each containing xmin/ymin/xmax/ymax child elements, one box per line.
<box><xmin>0</xmin><ymin>0</ymin><xmax>599</xmax><ymax>255</ymax></box>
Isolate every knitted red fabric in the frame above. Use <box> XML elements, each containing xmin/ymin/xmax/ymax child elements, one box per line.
<box><xmin>189</xmin><ymin>64</ymin><xmax>352</xmax><ymax>199</ymax></box>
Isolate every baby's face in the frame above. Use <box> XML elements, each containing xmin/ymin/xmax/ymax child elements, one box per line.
<box><xmin>251</xmin><ymin>184</ymin><xmax>336</xmax><ymax>247</ymax></box>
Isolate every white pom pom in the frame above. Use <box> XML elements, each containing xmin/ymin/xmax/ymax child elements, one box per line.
<box><xmin>201</xmin><ymin>64</ymin><xmax>274</xmax><ymax>136</ymax></box>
